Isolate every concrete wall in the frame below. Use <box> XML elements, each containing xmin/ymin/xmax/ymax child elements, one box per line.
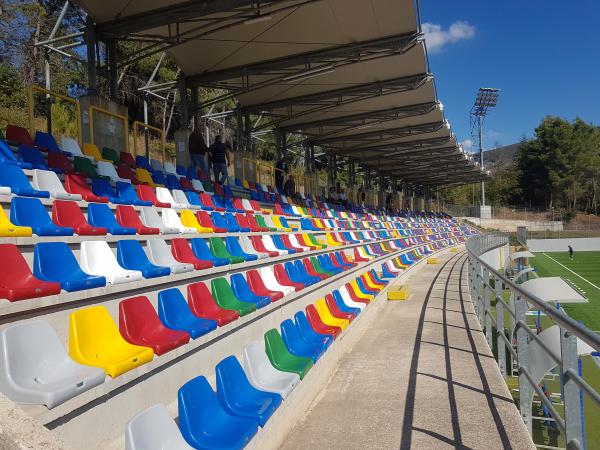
<box><xmin>480</xmin><ymin>244</ymin><xmax>509</xmax><ymax>272</ymax></box>
<box><xmin>527</xmin><ymin>237</ymin><xmax>600</xmax><ymax>252</ymax></box>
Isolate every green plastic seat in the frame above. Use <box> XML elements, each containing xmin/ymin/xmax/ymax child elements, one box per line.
<box><xmin>210</xmin><ymin>278</ymin><xmax>256</xmax><ymax>316</ymax></box>
<box><xmin>310</xmin><ymin>256</ymin><xmax>333</xmax><ymax>277</ymax></box>
<box><xmin>74</xmin><ymin>156</ymin><xmax>99</xmax><ymax>178</ymax></box>
<box><xmin>264</xmin><ymin>329</ymin><xmax>312</xmax><ymax>379</ymax></box>
<box><xmin>255</xmin><ymin>215</ymin><xmax>277</xmax><ymax>232</ymax></box>
<box><xmin>101</xmin><ymin>147</ymin><xmax>120</xmax><ymax>165</ymax></box>
<box><xmin>307</xmin><ymin>233</ymin><xmax>325</xmax><ymax>249</ymax></box>
<box><xmin>203</xmin><ymin>182</ymin><xmax>214</xmax><ymax>193</ymax></box>
<box><xmin>209</xmin><ymin>237</ymin><xmax>244</xmax><ymax>264</ymax></box>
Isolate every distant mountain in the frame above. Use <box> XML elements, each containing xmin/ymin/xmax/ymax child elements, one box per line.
<box><xmin>483</xmin><ymin>143</ymin><xmax>520</xmax><ymax>166</ymax></box>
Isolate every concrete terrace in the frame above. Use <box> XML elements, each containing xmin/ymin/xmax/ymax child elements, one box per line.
<box><xmin>281</xmin><ymin>250</ymin><xmax>535</xmax><ymax>450</ymax></box>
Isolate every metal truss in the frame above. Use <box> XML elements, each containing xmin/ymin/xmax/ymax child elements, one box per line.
<box><xmin>334</xmin><ymin>136</ymin><xmax>452</xmax><ymax>157</ymax></box>
<box><xmin>250</xmin><ymin>73</ymin><xmax>431</xmax><ymax>131</ymax></box>
<box><xmin>313</xmin><ymin>120</ymin><xmax>445</xmax><ymax>148</ymax></box>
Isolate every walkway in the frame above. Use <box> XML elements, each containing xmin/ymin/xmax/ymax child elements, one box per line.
<box><xmin>280</xmin><ymin>250</ymin><xmax>534</xmax><ymax>450</ymax></box>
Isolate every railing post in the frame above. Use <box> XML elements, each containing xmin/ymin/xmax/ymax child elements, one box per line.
<box><xmin>476</xmin><ymin>262</ymin><xmax>485</xmax><ymax>327</ymax></box>
<box><xmin>514</xmin><ymin>294</ymin><xmax>533</xmax><ymax>434</ymax></box>
<box><xmin>483</xmin><ymin>267</ymin><xmax>492</xmax><ymax>348</ymax></box>
<box><xmin>560</xmin><ymin>328</ymin><xmax>583</xmax><ymax>449</ymax></box>
<box><xmin>495</xmin><ymin>275</ymin><xmax>506</xmax><ymax>378</ymax></box>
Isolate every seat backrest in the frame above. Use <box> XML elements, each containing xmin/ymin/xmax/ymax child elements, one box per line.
<box><xmin>125</xmin><ymin>403</ymin><xmax>193</xmax><ymax>450</ymax></box>
<box><xmin>6</xmin><ymin>125</ymin><xmax>34</xmax><ymax>146</ymax></box>
<box><xmin>139</xmin><ymin>207</ymin><xmax>164</xmax><ymax>229</ymax></box>
<box><xmin>101</xmin><ymin>147</ymin><xmax>120</xmax><ymax>164</ymax></box>
<box><xmin>69</xmin><ymin>305</ymin><xmax>120</xmax><ymax>356</ymax></box>
<box><xmin>10</xmin><ymin>196</ymin><xmax>51</xmax><ymax>226</ymax></box>
<box><xmin>97</xmin><ymin>161</ymin><xmax>119</xmax><ymax>180</ymax></box>
<box><xmin>19</xmin><ymin>145</ymin><xmax>46</xmax><ymax>167</ymax></box>
<box><xmin>116</xmin><ymin>182</ymin><xmax>141</xmax><ymax>202</ymax></box>
<box><xmin>162</xmin><ymin>208</ymin><xmax>187</xmax><ymax>230</ymax></box>
<box><xmin>117</xmin><ymin>240</ymin><xmax>153</xmax><ymax>268</ymax></box>
<box><xmin>116</xmin><ymin>205</ymin><xmax>144</xmax><ymax>227</ymax></box>
<box><xmin>52</xmin><ymin>200</ymin><xmax>88</xmax><ymax>227</ymax></box>
<box><xmin>47</xmin><ymin>152</ymin><xmax>73</xmax><ymax>172</ymax></box>
<box><xmin>150</xmin><ymin>159</ymin><xmax>163</xmax><ymax>172</ymax></box>
<box><xmin>156</xmin><ymin>187</ymin><xmax>177</xmax><ymax>205</ymax></box>
<box><xmin>120</xmin><ymin>152</ymin><xmax>136</xmax><ymax>168</ymax></box>
<box><xmin>146</xmin><ymin>239</ymin><xmax>178</xmax><ymax>266</ymax></box>
<box><xmin>91</xmin><ymin>178</ymin><xmax>117</xmax><ymax>198</ymax></box>
<box><xmin>172</xmin><ymin>189</ymin><xmax>189</xmax><ymax>206</ymax></box>
<box><xmin>137</xmin><ymin>184</ymin><xmax>160</xmax><ymax>202</ymax></box>
<box><xmin>158</xmin><ymin>288</ymin><xmax>192</xmax><ymax>323</ymax></box>
<box><xmin>61</xmin><ymin>137</ymin><xmax>84</xmax><ymax>156</ymax></box>
<box><xmin>33</xmin><ymin>241</ymin><xmax>85</xmax><ymax>281</ymax></box>
<box><xmin>31</xmin><ymin>169</ymin><xmax>67</xmax><ymax>194</ymax></box>
<box><xmin>88</xmin><ymin>203</ymin><xmax>120</xmax><ymax>227</ymax></box>
<box><xmin>164</xmin><ymin>162</ymin><xmax>177</xmax><ymax>175</ymax></box>
<box><xmin>80</xmin><ymin>241</ymin><xmax>122</xmax><ymax>272</ymax></box>
<box><xmin>119</xmin><ymin>296</ymin><xmax>162</xmax><ymax>335</ymax></box>
<box><xmin>82</xmin><ymin>143</ymin><xmax>103</xmax><ymax>161</ymax></box>
<box><xmin>0</xmin><ymin>163</ymin><xmax>32</xmax><ymax>190</ymax></box>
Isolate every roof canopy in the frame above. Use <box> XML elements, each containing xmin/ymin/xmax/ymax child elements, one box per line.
<box><xmin>75</xmin><ymin>0</ymin><xmax>486</xmax><ymax>186</ymax></box>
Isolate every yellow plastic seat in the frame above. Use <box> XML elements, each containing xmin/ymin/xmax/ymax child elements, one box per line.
<box><xmin>363</xmin><ymin>272</ymin><xmax>382</xmax><ymax>291</ymax></box>
<box><xmin>69</xmin><ymin>306</ymin><xmax>154</xmax><ymax>378</ymax></box>
<box><xmin>180</xmin><ymin>210</ymin><xmax>212</xmax><ymax>233</ymax></box>
<box><xmin>135</xmin><ymin>168</ymin><xmax>158</xmax><ymax>187</ymax></box>
<box><xmin>350</xmin><ymin>280</ymin><xmax>374</xmax><ymax>302</ymax></box>
<box><xmin>82</xmin><ymin>143</ymin><xmax>110</xmax><ymax>162</ymax></box>
<box><xmin>242</xmin><ymin>179</ymin><xmax>250</xmax><ymax>189</ymax></box>
<box><xmin>0</xmin><ymin>208</ymin><xmax>32</xmax><ymax>237</ymax></box>
<box><xmin>312</xmin><ymin>219</ymin><xmax>326</xmax><ymax>230</ymax></box>
<box><xmin>271</xmin><ymin>216</ymin><xmax>292</xmax><ymax>232</ymax></box>
<box><xmin>315</xmin><ymin>299</ymin><xmax>349</xmax><ymax>330</ymax></box>
<box><xmin>326</xmin><ymin>233</ymin><xmax>343</xmax><ymax>247</ymax></box>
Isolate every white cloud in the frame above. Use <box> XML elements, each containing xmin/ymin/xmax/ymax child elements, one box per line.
<box><xmin>422</xmin><ymin>21</ymin><xmax>475</xmax><ymax>53</ymax></box>
<box><xmin>460</xmin><ymin>139</ymin><xmax>473</xmax><ymax>152</ymax></box>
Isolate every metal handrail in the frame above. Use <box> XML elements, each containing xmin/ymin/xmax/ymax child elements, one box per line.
<box><xmin>133</xmin><ymin>121</ymin><xmax>165</xmax><ymax>163</ymax></box>
<box><xmin>28</xmin><ymin>84</ymin><xmax>82</xmax><ymax>145</ymax></box>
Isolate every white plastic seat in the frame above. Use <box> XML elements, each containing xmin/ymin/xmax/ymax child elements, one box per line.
<box><xmin>139</xmin><ymin>206</ymin><xmax>179</xmax><ymax>234</ymax></box>
<box><xmin>126</xmin><ymin>403</ymin><xmax>193</xmax><ymax>450</ymax></box>
<box><xmin>241</xmin><ymin>199</ymin><xmax>254</xmax><ymax>213</ymax></box>
<box><xmin>80</xmin><ymin>241</ymin><xmax>143</xmax><ymax>284</ymax></box>
<box><xmin>227</xmin><ymin>175</ymin><xmax>236</xmax><ymax>186</ymax></box>
<box><xmin>280</xmin><ymin>195</ymin><xmax>289</xmax><ymax>204</ymax></box>
<box><xmin>97</xmin><ymin>161</ymin><xmax>130</xmax><ymax>184</ymax></box>
<box><xmin>239</xmin><ymin>235</ymin><xmax>268</xmax><ymax>259</ymax></box>
<box><xmin>0</xmin><ymin>187</ymin><xmax>10</xmax><ymax>195</ymax></box>
<box><xmin>338</xmin><ymin>286</ymin><xmax>366</xmax><ymax>310</ymax></box>
<box><xmin>243</xmin><ymin>342</ymin><xmax>299</xmax><ymax>399</ymax></box>
<box><xmin>0</xmin><ymin>320</ymin><xmax>105</xmax><ymax>409</ymax></box>
<box><xmin>291</xmin><ymin>205</ymin><xmax>302</xmax><ymax>216</ymax></box>
<box><xmin>31</xmin><ymin>169</ymin><xmax>82</xmax><ymax>200</ymax></box>
<box><xmin>146</xmin><ymin>239</ymin><xmax>194</xmax><ymax>274</ymax></box>
<box><xmin>288</xmin><ymin>234</ymin><xmax>311</xmax><ymax>252</ymax></box>
<box><xmin>261</xmin><ymin>235</ymin><xmax>287</xmax><ymax>255</ymax></box>
<box><xmin>150</xmin><ymin>159</ymin><xmax>164</xmax><ymax>173</ymax></box>
<box><xmin>60</xmin><ymin>137</ymin><xmax>93</xmax><ymax>160</ymax></box>
<box><xmin>163</xmin><ymin>162</ymin><xmax>177</xmax><ymax>176</ymax></box>
<box><xmin>263</xmin><ymin>215</ymin><xmax>278</xmax><ymax>230</ymax></box>
<box><xmin>258</xmin><ymin>266</ymin><xmax>294</xmax><ymax>296</ymax></box>
<box><xmin>299</xmin><ymin>192</ymin><xmax>306</xmax><ymax>200</ymax></box>
<box><xmin>357</xmin><ymin>247</ymin><xmax>373</xmax><ymax>260</ymax></box>
<box><xmin>161</xmin><ymin>208</ymin><xmax>196</xmax><ymax>233</ymax></box>
<box><xmin>156</xmin><ymin>187</ymin><xmax>186</xmax><ymax>210</ymax></box>
<box><xmin>173</xmin><ymin>189</ymin><xmax>200</xmax><ymax>210</ymax></box>
<box><xmin>191</xmin><ymin>179</ymin><xmax>205</xmax><ymax>192</ymax></box>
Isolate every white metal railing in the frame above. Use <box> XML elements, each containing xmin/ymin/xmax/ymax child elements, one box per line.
<box><xmin>466</xmin><ymin>234</ymin><xmax>600</xmax><ymax>450</ymax></box>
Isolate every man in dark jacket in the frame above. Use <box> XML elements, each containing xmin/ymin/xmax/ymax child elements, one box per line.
<box><xmin>275</xmin><ymin>156</ymin><xmax>289</xmax><ymax>190</ymax></box>
<box><xmin>208</xmin><ymin>135</ymin><xmax>231</xmax><ymax>184</ymax></box>
<box><xmin>284</xmin><ymin>174</ymin><xmax>296</xmax><ymax>197</ymax></box>
<box><xmin>188</xmin><ymin>118</ymin><xmax>208</xmax><ymax>175</ymax></box>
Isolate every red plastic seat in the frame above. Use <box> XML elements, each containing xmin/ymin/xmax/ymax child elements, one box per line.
<box><xmin>353</xmin><ymin>247</ymin><xmax>370</xmax><ymax>263</ymax></box>
<box><xmin>303</xmin><ymin>258</ymin><xmax>327</xmax><ymax>281</ymax></box>
<box><xmin>280</xmin><ymin>235</ymin><xmax>303</xmax><ymax>252</ymax></box>
<box><xmin>328</xmin><ymin>253</ymin><xmax>346</xmax><ymax>271</ymax></box>
<box><xmin>64</xmin><ymin>174</ymin><xmax>109</xmax><ymax>203</ymax></box>
<box><xmin>180</xmin><ymin>177</ymin><xmax>194</xmax><ymax>191</ymax></box>
<box><xmin>344</xmin><ymin>282</ymin><xmax>370</xmax><ymax>305</ymax></box>
<box><xmin>116</xmin><ymin>205</ymin><xmax>160</xmax><ymax>235</ymax></box>
<box><xmin>305</xmin><ymin>304</ymin><xmax>341</xmax><ymax>338</ymax></box>
<box><xmin>324</xmin><ymin>293</ymin><xmax>356</xmax><ymax>322</ymax></box>
<box><xmin>137</xmin><ymin>185</ymin><xmax>170</xmax><ymax>207</ymax></box>
<box><xmin>171</xmin><ymin>238</ymin><xmax>213</xmax><ymax>270</ymax></box>
<box><xmin>365</xmin><ymin>271</ymin><xmax>386</xmax><ymax>289</ymax></box>
<box><xmin>196</xmin><ymin>211</ymin><xmax>224</xmax><ymax>233</ymax></box>
<box><xmin>197</xmin><ymin>169</ymin><xmax>209</xmax><ymax>182</ymax></box>
<box><xmin>212</xmin><ymin>182</ymin><xmax>225</xmax><ymax>196</ymax></box>
<box><xmin>52</xmin><ymin>200</ymin><xmax>107</xmax><ymax>235</ymax></box>
<box><xmin>0</xmin><ymin>244</ymin><xmax>62</xmax><ymax>301</ymax></box>
<box><xmin>6</xmin><ymin>125</ymin><xmax>35</xmax><ymax>146</ymax></box>
<box><xmin>187</xmin><ymin>282</ymin><xmax>239</xmax><ymax>326</ymax></box>
<box><xmin>250</xmin><ymin>200</ymin><xmax>263</xmax><ymax>213</ymax></box>
<box><xmin>120</xmin><ymin>152</ymin><xmax>136</xmax><ymax>168</ymax></box>
<box><xmin>274</xmin><ymin>203</ymin><xmax>287</xmax><ymax>216</ymax></box>
<box><xmin>200</xmin><ymin>193</ymin><xmax>224</xmax><ymax>212</ymax></box>
<box><xmin>232</xmin><ymin>198</ymin><xmax>248</xmax><ymax>213</ymax></box>
<box><xmin>246</xmin><ymin>214</ymin><xmax>268</xmax><ymax>232</ymax></box>
<box><xmin>246</xmin><ymin>270</ymin><xmax>283</xmax><ymax>302</ymax></box>
<box><xmin>359</xmin><ymin>274</ymin><xmax>380</xmax><ymax>294</ymax></box>
<box><xmin>273</xmin><ymin>264</ymin><xmax>304</xmax><ymax>292</ymax></box>
<box><xmin>339</xmin><ymin>251</ymin><xmax>357</xmax><ymax>267</ymax></box>
<box><xmin>119</xmin><ymin>296</ymin><xmax>190</xmax><ymax>355</ymax></box>
<box><xmin>235</xmin><ymin>214</ymin><xmax>259</xmax><ymax>232</ymax></box>
<box><xmin>295</xmin><ymin>234</ymin><xmax>317</xmax><ymax>251</ymax></box>
<box><xmin>117</xmin><ymin>164</ymin><xmax>139</xmax><ymax>184</ymax></box>
<box><xmin>48</xmin><ymin>152</ymin><xmax>75</xmax><ymax>174</ymax></box>
<box><xmin>249</xmin><ymin>236</ymin><xmax>278</xmax><ymax>257</ymax></box>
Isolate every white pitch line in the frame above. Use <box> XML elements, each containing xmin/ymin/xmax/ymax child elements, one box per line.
<box><xmin>543</xmin><ymin>253</ymin><xmax>600</xmax><ymax>292</ymax></box>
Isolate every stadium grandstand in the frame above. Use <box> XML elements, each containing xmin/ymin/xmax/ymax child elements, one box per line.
<box><xmin>0</xmin><ymin>1</ymin><xmax>598</xmax><ymax>450</ymax></box>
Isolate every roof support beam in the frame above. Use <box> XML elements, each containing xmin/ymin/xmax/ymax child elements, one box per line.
<box><xmin>337</xmin><ymin>136</ymin><xmax>453</xmax><ymax>156</ymax></box>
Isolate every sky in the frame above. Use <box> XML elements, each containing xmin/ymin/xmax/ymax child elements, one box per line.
<box><xmin>418</xmin><ymin>0</ymin><xmax>600</xmax><ymax>152</ymax></box>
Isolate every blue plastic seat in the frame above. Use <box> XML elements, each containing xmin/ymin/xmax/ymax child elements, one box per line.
<box><xmin>165</xmin><ymin>174</ymin><xmax>181</xmax><ymax>190</ymax></box>
<box><xmin>152</xmin><ymin>171</ymin><xmax>166</xmax><ymax>185</ymax></box>
<box><xmin>294</xmin><ymin>311</ymin><xmax>333</xmax><ymax>349</ymax></box>
<box><xmin>0</xmin><ymin>141</ymin><xmax>32</xmax><ymax>169</ymax></box>
<box><xmin>230</xmin><ymin>273</ymin><xmax>270</xmax><ymax>308</ymax></box>
<box><xmin>318</xmin><ymin>254</ymin><xmax>343</xmax><ymax>275</ymax></box>
<box><xmin>178</xmin><ymin>376</ymin><xmax>258</xmax><ymax>450</ymax></box>
<box><xmin>33</xmin><ymin>242</ymin><xmax>106</xmax><ymax>291</ymax></box>
<box><xmin>10</xmin><ymin>197</ymin><xmax>73</xmax><ymax>236</ymax></box>
<box><xmin>225</xmin><ymin>237</ymin><xmax>257</xmax><ymax>261</ymax></box>
<box><xmin>333</xmin><ymin>252</ymin><xmax>354</xmax><ymax>270</ymax></box>
<box><xmin>91</xmin><ymin>178</ymin><xmax>131</xmax><ymax>205</ymax></box>
<box><xmin>291</xmin><ymin>261</ymin><xmax>320</xmax><ymax>286</ymax></box>
<box><xmin>282</xmin><ymin>262</ymin><xmax>307</xmax><ymax>288</ymax></box>
<box><xmin>157</xmin><ymin>288</ymin><xmax>217</xmax><ymax>339</ymax></box>
<box><xmin>271</xmin><ymin>235</ymin><xmax>295</xmax><ymax>254</ymax></box>
<box><xmin>18</xmin><ymin>145</ymin><xmax>50</xmax><ymax>171</ymax></box>
<box><xmin>224</xmin><ymin>198</ymin><xmax>243</xmax><ymax>213</ymax></box>
<box><xmin>381</xmin><ymin>263</ymin><xmax>396</xmax><ymax>279</ymax></box>
<box><xmin>190</xmin><ymin>238</ymin><xmax>229</xmax><ymax>267</ymax></box>
<box><xmin>216</xmin><ymin>356</ymin><xmax>281</xmax><ymax>427</ymax></box>
<box><xmin>370</xmin><ymin>269</ymin><xmax>389</xmax><ymax>285</ymax></box>
<box><xmin>332</xmin><ymin>290</ymin><xmax>362</xmax><ymax>316</ymax></box>
<box><xmin>34</xmin><ymin>131</ymin><xmax>63</xmax><ymax>153</ymax></box>
<box><xmin>114</xmin><ymin>181</ymin><xmax>152</xmax><ymax>206</ymax></box>
<box><xmin>279</xmin><ymin>216</ymin><xmax>297</xmax><ymax>231</ymax></box>
<box><xmin>355</xmin><ymin>277</ymin><xmax>376</xmax><ymax>296</ymax></box>
<box><xmin>117</xmin><ymin>240</ymin><xmax>170</xmax><ymax>279</ymax></box>
<box><xmin>87</xmin><ymin>203</ymin><xmax>136</xmax><ymax>235</ymax></box>
<box><xmin>135</xmin><ymin>156</ymin><xmax>151</xmax><ymax>170</ymax></box>
<box><xmin>281</xmin><ymin>319</ymin><xmax>326</xmax><ymax>363</ymax></box>
<box><xmin>342</xmin><ymin>232</ymin><xmax>359</xmax><ymax>243</ymax></box>
<box><xmin>185</xmin><ymin>191</ymin><xmax>203</xmax><ymax>209</ymax></box>
<box><xmin>213</xmin><ymin>195</ymin><xmax>233</xmax><ymax>212</ymax></box>
<box><xmin>210</xmin><ymin>212</ymin><xmax>231</xmax><ymax>231</ymax></box>
<box><xmin>400</xmin><ymin>253</ymin><xmax>414</xmax><ymax>265</ymax></box>
<box><xmin>223</xmin><ymin>185</ymin><xmax>234</xmax><ymax>198</ymax></box>
<box><xmin>176</xmin><ymin>165</ymin><xmax>187</xmax><ymax>176</ymax></box>
<box><xmin>300</xmin><ymin>218</ymin><xmax>317</xmax><ymax>231</ymax></box>
<box><xmin>0</xmin><ymin>163</ymin><xmax>48</xmax><ymax>197</ymax></box>
<box><xmin>224</xmin><ymin>213</ymin><xmax>242</xmax><ymax>232</ymax></box>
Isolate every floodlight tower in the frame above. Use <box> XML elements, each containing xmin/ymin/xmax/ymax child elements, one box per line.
<box><xmin>470</xmin><ymin>87</ymin><xmax>500</xmax><ymax>208</ymax></box>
